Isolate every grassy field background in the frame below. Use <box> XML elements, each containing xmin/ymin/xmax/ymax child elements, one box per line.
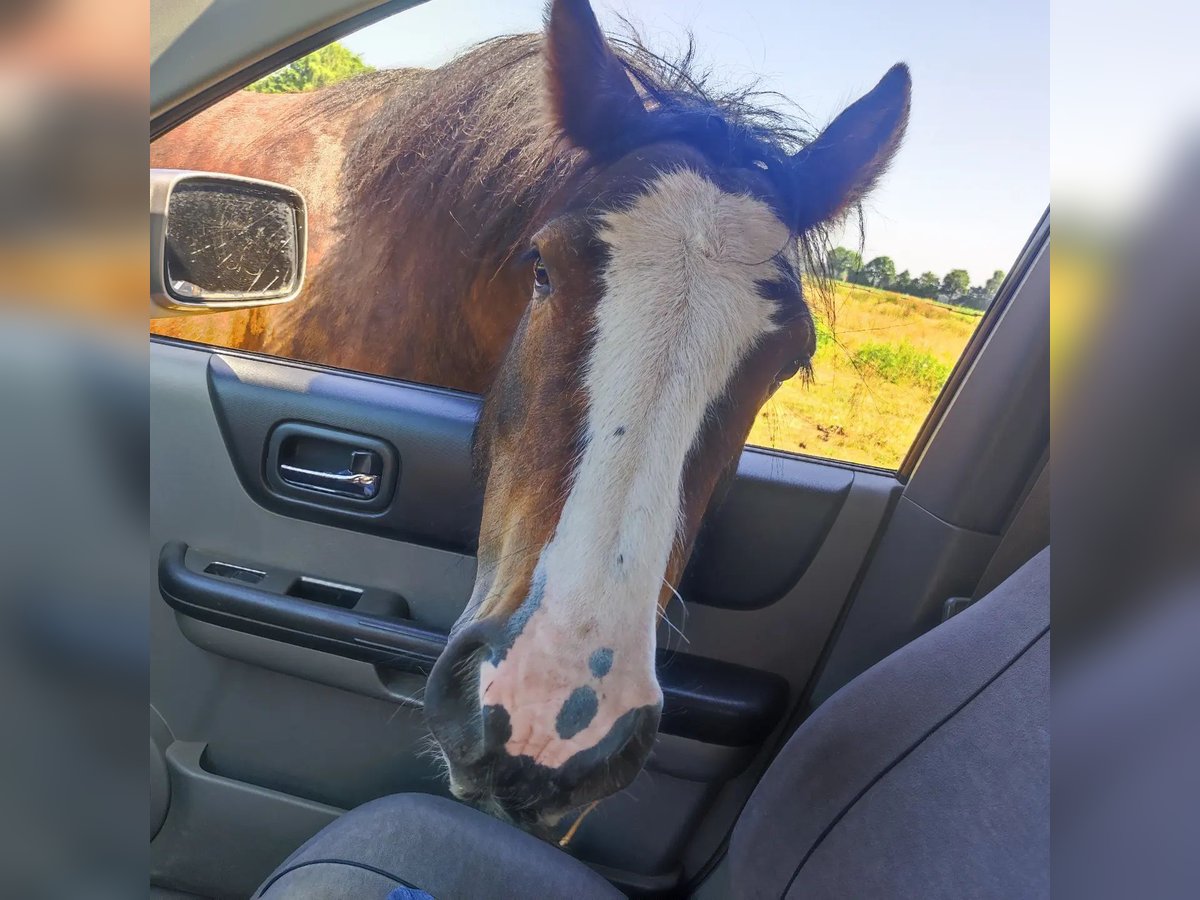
<box><xmin>748</xmin><ymin>281</ymin><xmax>984</xmax><ymax>469</ymax></box>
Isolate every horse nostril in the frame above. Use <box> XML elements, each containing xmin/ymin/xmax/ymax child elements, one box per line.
<box><xmin>425</xmin><ymin>618</ymin><xmax>505</xmax><ymax>767</ymax></box>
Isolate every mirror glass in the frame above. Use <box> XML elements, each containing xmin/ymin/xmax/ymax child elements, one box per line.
<box><xmin>164</xmin><ymin>179</ymin><xmax>300</xmax><ymax>302</ymax></box>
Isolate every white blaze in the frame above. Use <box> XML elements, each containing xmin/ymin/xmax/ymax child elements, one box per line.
<box><xmin>544</xmin><ymin>168</ymin><xmax>787</xmax><ymax>633</ymax></box>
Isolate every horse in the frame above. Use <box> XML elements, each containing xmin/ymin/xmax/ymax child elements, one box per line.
<box><xmin>152</xmin><ymin>0</ymin><xmax>910</xmax><ymax>837</ymax></box>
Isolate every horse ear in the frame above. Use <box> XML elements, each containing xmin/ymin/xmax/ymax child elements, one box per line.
<box><xmin>544</xmin><ymin>0</ymin><xmax>645</xmax><ymax>152</ymax></box>
<box><xmin>789</xmin><ymin>63</ymin><xmax>911</xmax><ymax>232</ymax></box>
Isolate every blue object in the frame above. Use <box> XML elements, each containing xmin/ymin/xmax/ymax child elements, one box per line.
<box><xmin>387</xmin><ymin>887</ymin><xmax>435</xmax><ymax>900</ymax></box>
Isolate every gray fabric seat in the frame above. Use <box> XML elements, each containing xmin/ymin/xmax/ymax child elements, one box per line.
<box><xmin>729</xmin><ymin>547</ymin><xmax>1049</xmax><ymax>898</ymax></box>
<box><xmin>255</xmin><ymin>549</ymin><xmax>1048</xmax><ymax>899</ymax></box>
<box><xmin>254</xmin><ymin>791</ymin><xmax>621</xmax><ymax>899</ymax></box>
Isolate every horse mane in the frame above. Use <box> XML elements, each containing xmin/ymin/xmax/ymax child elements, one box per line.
<box><xmin>318</xmin><ymin>31</ymin><xmax>838</xmax><ymax>278</ymax></box>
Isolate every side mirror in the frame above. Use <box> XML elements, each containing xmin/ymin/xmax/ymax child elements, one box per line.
<box><xmin>150</xmin><ymin>169</ymin><xmax>307</xmax><ymax>316</ymax></box>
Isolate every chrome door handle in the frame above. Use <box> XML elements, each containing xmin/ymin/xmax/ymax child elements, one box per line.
<box><xmin>265</xmin><ymin>424</ymin><xmax>396</xmax><ymax>510</ymax></box>
<box><xmin>279</xmin><ymin>450</ymin><xmax>381</xmax><ymax>500</ymax></box>
<box><xmin>278</xmin><ymin>465</ymin><xmax>380</xmax><ymax>499</ymax></box>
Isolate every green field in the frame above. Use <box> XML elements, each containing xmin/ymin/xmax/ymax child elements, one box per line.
<box><xmin>748</xmin><ymin>281</ymin><xmax>984</xmax><ymax>469</ymax></box>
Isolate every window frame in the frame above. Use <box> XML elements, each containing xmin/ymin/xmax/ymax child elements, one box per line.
<box><xmin>895</xmin><ymin>208</ymin><xmax>1050</xmax><ymax>481</ymax></box>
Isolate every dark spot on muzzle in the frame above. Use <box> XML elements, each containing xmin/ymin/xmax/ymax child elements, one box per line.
<box><xmin>555</xmin><ymin>685</ymin><xmax>598</xmax><ymax>739</ymax></box>
<box><xmin>589</xmin><ymin>647</ymin><xmax>614</xmax><ymax>678</ymax></box>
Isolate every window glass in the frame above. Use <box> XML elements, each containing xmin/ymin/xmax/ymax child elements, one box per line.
<box><xmin>150</xmin><ymin>0</ymin><xmax>1047</xmax><ymax>470</ymax></box>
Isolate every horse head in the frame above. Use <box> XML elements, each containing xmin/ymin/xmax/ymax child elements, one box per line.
<box><xmin>425</xmin><ymin>0</ymin><xmax>910</xmax><ymax>835</ymax></box>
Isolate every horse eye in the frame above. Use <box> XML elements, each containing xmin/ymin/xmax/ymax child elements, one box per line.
<box><xmin>776</xmin><ymin>357</ymin><xmax>804</xmax><ymax>384</ymax></box>
<box><xmin>532</xmin><ymin>255</ymin><xmax>551</xmax><ymax>292</ymax></box>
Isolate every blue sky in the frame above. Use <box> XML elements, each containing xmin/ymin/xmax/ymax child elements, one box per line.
<box><xmin>344</xmin><ymin>0</ymin><xmax>1048</xmax><ymax>283</ymax></box>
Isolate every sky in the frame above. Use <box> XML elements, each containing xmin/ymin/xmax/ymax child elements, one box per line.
<box><xmin>344</xmin><ymin>0</ymin><xmax>1049</xmax><ymax>284</ymax></box>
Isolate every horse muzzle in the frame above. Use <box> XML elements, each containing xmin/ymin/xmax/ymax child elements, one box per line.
<box><xmin>424</xmin><ymin>617</ymin><xmax>661</xmax><ymax>835</ymax></box>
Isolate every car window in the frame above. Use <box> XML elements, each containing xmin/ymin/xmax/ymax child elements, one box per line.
<box><xmin>150</xmin><ymin>0</ymin><xmax>1047</xmax><ymax>471</ymax></box>
<box><xmin>749</xmin><ymin>272</ymin><xmax>994</xmax><ymax>468</ymax></box>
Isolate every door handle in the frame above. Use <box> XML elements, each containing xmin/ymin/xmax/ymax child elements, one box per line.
<box><xmin>265</xmin><ymin>422</ymin><xmax>397</xmax><ymax>510</ymax></box>
<box><xmin>279</xmin><ymin>450</ymin><xmax>381</xmax><ymax>500</ymax></box>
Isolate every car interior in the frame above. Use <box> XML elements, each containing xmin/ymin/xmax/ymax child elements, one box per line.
<box><xmin>149</xmin><ymin>1</ymin><xmax>1050</xmax><ymax>897</ymax></box>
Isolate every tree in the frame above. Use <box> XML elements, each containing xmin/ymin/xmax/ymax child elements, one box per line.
<box><xmin>941</xmin><ymin>269</ymin><xmax>971</xmax><ymax>300</ymax></box>
<box><xmin>959</xmin><ymin>285</ymin><xmax>992</xmax><ymax>310</ymax></box>
<box><xmin>984</xmin><ymin>269</ymin><xmax>1006</xmax><ymax>297</ymax></box>
<box><xmin>826</xmin><ymin>247</ymin><xmax>863</xmax><ymax>282</ymax></box>
<box><xmin>916</xmin><ymin>272</ymin><xmax>940</xmax><ymax>298</ymax></box>
<box><xmin>248</xmin><ymin>43</ymin><xmax>373</xmax><ymax>93</ymax></box>
<box><xmin>861</xmin><ymin>256</ymin><xmax>896</xmax><ymax>289</ymax></box>
<box><xmin>892</xmin><ymin>270</ymin><xmax>917</xmax><ymax>296</ymax></box>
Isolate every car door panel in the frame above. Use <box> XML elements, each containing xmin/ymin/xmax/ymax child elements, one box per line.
<box><xmin>150</xmin><ymin>338</ymin><xmax>897</xmax><ymax>894</ymax></box>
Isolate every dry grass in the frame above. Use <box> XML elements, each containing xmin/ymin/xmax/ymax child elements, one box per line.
<box><xmin>748</xmin><ymin>281</ymin><xmax>984</xmax><ymax>469</ymax></box>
